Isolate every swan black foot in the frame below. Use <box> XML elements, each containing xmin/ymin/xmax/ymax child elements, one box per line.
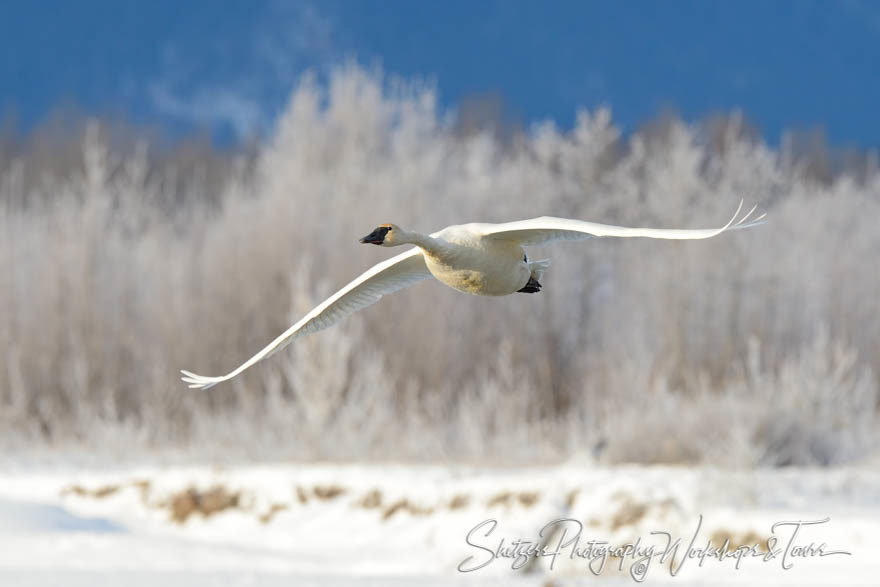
<box><xmin>517</xmin><ymin>277</ymin><xmax>542</xmax><ymax>293</ymax></box>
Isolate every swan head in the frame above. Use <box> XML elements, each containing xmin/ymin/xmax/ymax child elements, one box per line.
<box><xmin>359</xmin><ymin>223</ymin><xmax>401</xmax><ymax>246</ymax></box>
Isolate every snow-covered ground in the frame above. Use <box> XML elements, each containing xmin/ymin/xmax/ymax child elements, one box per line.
<box><xmin>0</xmin><ymin>460</ymin><xmax>877</xmax><ymax>586</ymax></box>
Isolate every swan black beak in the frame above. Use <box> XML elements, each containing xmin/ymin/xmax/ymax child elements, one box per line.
<box><xmin>359</xmin><ymin>226</ymin><xmax>390</xmax><ymax>245</ymax></box>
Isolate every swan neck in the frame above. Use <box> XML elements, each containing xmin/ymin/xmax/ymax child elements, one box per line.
<box><xmin>400</xmin><ymin>230</ymin><xmax>442</xmax><ymax>253</ymax></box>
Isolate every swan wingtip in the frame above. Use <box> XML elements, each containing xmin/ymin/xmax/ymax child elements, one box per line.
<box><xmin>180</xmin><ymin>369</ymin><xmax>222</xmax><ymax>390</ymax></box>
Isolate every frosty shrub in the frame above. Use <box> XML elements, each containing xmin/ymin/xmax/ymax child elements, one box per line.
<box><xmin>1</xmin><ymin>64</ymin><xmax>877</xmax><ymax>465</ymax></box>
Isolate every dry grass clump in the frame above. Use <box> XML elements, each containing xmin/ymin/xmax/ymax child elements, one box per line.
<box><xmin>448</xmin><ymin>494</ymin><xmax>470</xmax><ymax>510</ymax></box>
<box><xmin>710</xmin><ymin>528</ymin><xmax>768</xmax><ymax>552</ymax></box>
<box><xmin>608</xmin><ymin>498</ymin><xmax>650</xmax><ymax>532</ymax></box>
<box><xmin>295</xmin><ymin>486</ymin><xmax>309</xmax><ymax>504</ymax></box>
<box><xmin>381</xmin><ymin>498</ymin><xmax>435</xmax><ymax>521</ymax></box>
<box><xmin>487</xmin><ymin>491</ymin><xmax>513</xmax><ymax>508</ymax></box>
<box><xmin>486</xmin><ymin>490</ymin><xmax>542</xmax><ymax>509</ymax></box>
<box><xmin>168</xmin><ymin>486</ymin><xmax>240</xmax><ymax>523</ymax></box>
<box><xmin>312</xmin><ymin>485</ymin><xmax>346</xmax><ymax>500</ymax></box>
<box><xmin>517</xmin><ymin>492</ymin><xmax>540</xmax><ymax>507</ymax></box>
<box><xmin>259</xmin><ymin>503</ymin><xmax>289</xmax><ymax>524</ymax></box>
<box><xmin>357</xmin><ymin>489</ymin><xmax>383</xmax><ymax>509</ymax></box>
<box><xmin>62</xmin><ymin>484</ymin><xmax>121</xmax><ymax>499</ymax></box>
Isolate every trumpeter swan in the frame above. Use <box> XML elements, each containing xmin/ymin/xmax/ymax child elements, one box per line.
<box><xmin>181</xmin><ymin>200</ymin><xmax>764</xmax><ymax>389</ymax></box>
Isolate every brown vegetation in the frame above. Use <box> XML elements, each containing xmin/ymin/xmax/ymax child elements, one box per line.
<box><xmin>259</xmin><ymin>503</ymin><xmax>289</xmax><ymax>524</ymax></box>
<box><xmin>609</xmin><ymin>498</ymin><xmax>649</xmax><ymax>532</ymax></box>
<box><xmin>487</xmin><ymin>491</ymin><xmax>512</xmax><ymax>508</ymax></box>
<box><xmin>710</xmin><ymin>528</ymin><xmax>769</xmax><ymax>552</ymax></box>
<box><xmin>448</xmin><ymin>494</ymin><xmax>470</xmax><ymax>510</ymax></box>
<box><xmin>357</xmin><ymin>489</ymin><xmax>383</xmax><ymax>509</ymax></box>
<box><xmin>487</xmin><ymin>490</ymin><xmax>541</xmax><ymax>509</ymax></box>
<box><xmin>168</xmin><ymin>486</ymin><xmax>240</xmax><ymax>523</ymax></box>
<box><xmin>312</xmin><ymin>485</ymin><xmax>346</xmax><ymax>500</ymax></box>
<box><xmin>381</xmin><ymin>498</ymin><xmax>435</xmax><ymax>521</ymax></box>
<box><xmin>295</xmin><ymin>486</ymin><xmax>309</xmax><ymax>504</ymax></box>
<box><xmin>62</xmin><ymin>484</ymin><xmax>121</xmax><ymax>499</ymax></box>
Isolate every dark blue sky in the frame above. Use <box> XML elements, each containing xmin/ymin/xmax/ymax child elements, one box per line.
<box><xmin>2</xmin><ymin>0</ymin><xmax>879</xmax><ymax>147</ymax></box>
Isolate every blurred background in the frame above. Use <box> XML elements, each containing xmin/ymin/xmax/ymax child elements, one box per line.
<box><xmin>3</xmin><ymin>0</ymin><xmax>880</xmax><ymax>465</ymax></box>
<box><xmin>3</xmin><ymin>2</ymin><xmax>880</xmax><ymax>584</ymax></box>
<box><xmin>1</xmin><ymin>0</ymin><xmax>879</xmax><ymax>465</ymax></box>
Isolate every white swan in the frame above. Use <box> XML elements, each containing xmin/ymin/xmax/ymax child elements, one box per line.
<box><xmin>181</xmin><ymin>200</ymin><xmax>764</xmax><ymax>389</ymax></box>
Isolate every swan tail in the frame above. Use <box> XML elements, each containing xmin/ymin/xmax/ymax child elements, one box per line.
<box><xmin>528</xmin><ymin>258</ymin><xmax>551</xmax><ymax>281</ymax></box>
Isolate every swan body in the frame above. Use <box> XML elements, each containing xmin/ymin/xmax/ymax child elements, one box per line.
<box><xmin>181</xmin><ymin>201</ymin><xmax>765</xmax><ymax>389</ymax></box>
<box><xmin>420</xmin><ymin>224</ymin><xmax>532</xmax><ymax>295</ymax></box>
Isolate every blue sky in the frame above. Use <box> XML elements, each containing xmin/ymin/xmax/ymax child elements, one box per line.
<box><xmin>2</xmin><ymin>0</ymin><xmax>879</xmax><ymax>147</ymax></box>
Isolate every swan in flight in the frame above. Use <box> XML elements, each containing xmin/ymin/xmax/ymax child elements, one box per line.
<box><xmin>182</xmin><ymin>200</ymin><xmax>764</xmax><ymax>389</ymax></box>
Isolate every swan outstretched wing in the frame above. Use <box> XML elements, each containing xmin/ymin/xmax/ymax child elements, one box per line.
<box><xmin>479</xmin><ymin>200</ymin><xmax>765</xmax><ymax>246</ymax></box>
<box><xmin>181</xmin><ymin>247</ymin><xmax>430</xmax><ymax>390</ymax></box>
